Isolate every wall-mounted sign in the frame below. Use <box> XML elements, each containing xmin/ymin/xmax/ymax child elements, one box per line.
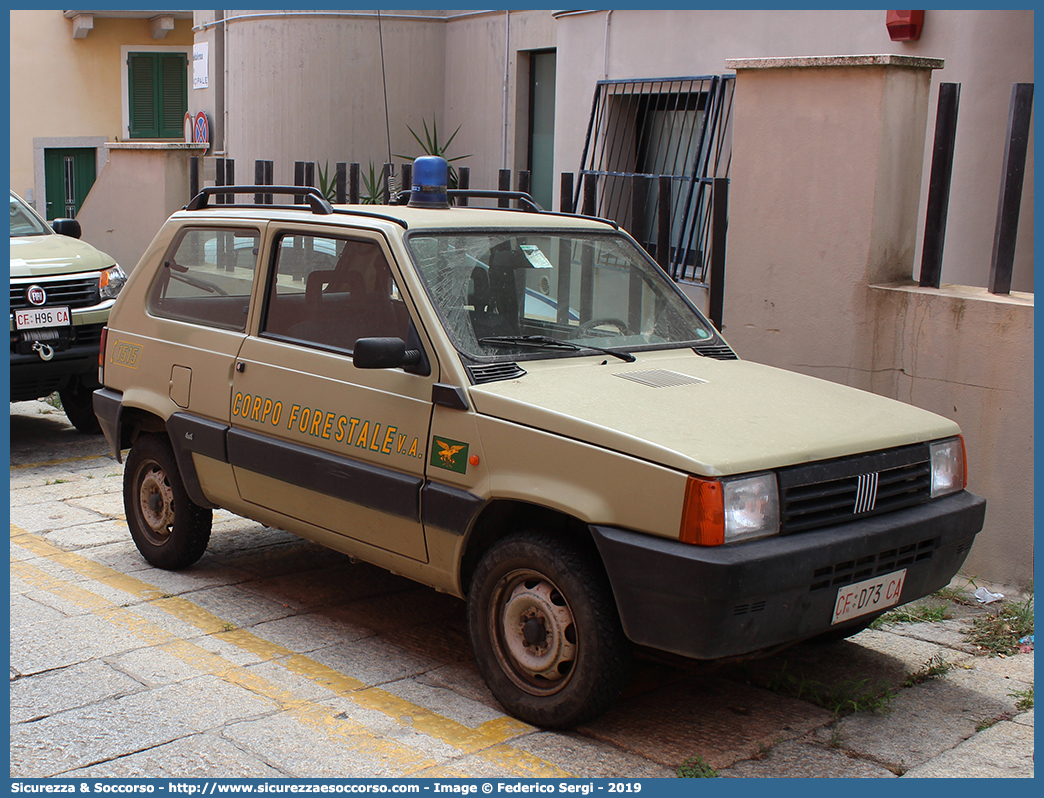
<box><xmin>184</xmin><ymin>112</ymin><xmax>193</xmax><ymax>143</ymax></box>
<box><xmin>193</xmin><ymin>42</ymin><xmax>209</xmax><ymax>89</ymax></box>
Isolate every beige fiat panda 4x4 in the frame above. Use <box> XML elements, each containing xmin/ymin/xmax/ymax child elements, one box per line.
<box><xmin>95</xmin><ymin>157</ymin><xmax>985</xmax><ymax>728</ymax></box>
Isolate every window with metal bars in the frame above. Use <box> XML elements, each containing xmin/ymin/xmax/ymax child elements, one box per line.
<box><xmin>576</xmin><ymin>76</ymin><xmax>734</xmax><ymax>282</ymax></box>
<box><xmin>127</xmin><ymin>52</ymin><xmax>187</xmax><ymax>139</ymax></box>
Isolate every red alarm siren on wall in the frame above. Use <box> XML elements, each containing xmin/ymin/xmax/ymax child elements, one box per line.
<box><xmin>886</xmin><ymin>10</ymin><xmax>925</xmax><ymax>41</ymax></box>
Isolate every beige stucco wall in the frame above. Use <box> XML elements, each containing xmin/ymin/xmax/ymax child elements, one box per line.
<box><xmin>8</xmin><ymin>10</ymin><xmax>194</xmax><ymax>204</ymax></box>
<box><xmin>868</xmin><ymin>285</ymin><xmax>1034</xmax><ymax>590</ymax></box>
<box><xmin>551</xmin><ymin>9</ymin><xmax>1033</xmax><ymax>291</ymax></box>
<box><xmin>724</xmin><ymin>56</ymin><xmax>937</xmax><ymax>388</ymax></box>
<box><xmin>192</xmin><ymin>9</ymin><xmax>552</xmax><ymax>193</ymax></box>
<box><xmin>722</xmin><ymin>56</ymin><xmax>1033</xmax><ymax>590</ymax></box>
<box><xmin>74</xmin><ymin>144</ymin><xmax>205</xmax><ymax>273</ymax></box>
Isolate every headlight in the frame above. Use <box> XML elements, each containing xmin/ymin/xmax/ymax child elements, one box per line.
<box><xmin>681</xmin><ymin>473</ymin><xmax>780</xmax><ymax>546</ymax></box>
<box><xmin>100</xmin><ymin>264</ymin><xmax>127</xmax><ymax>299</ymax></box>
<box><xmin>930</xmin><ymin>436</ymin><xmax>966</xmax><ymax>498</ymax></box>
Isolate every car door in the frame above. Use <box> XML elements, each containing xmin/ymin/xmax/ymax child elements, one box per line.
<box><xmin>229</xmin><ymin>225</ymin><xmax>437</xmax><ymax>561</ymax></box>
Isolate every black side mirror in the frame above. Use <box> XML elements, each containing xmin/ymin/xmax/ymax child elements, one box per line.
<box><xmin>353</xmin><ymin>337</ymin><xmax>422</xmax><ymax>370</ymax></box>
<box><xmin>52</xmin><ymin>218</ymin><xmax>82</xmax><ymax>239</ymax></box>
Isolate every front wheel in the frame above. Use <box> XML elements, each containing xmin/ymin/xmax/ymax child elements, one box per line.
<box><xmin>59</xmin><ymin>376</ymin><xmax>101</xmax><ymax>434</ymax></box>
<box><xmin>124</xmin><ymin>433</ymin><xmax>212</xmax><ymax>570</ymax></box>
<box><xmin>467</xmin><ymin>531</ymin><xmax>632</xmax><ymax>728</ymax></box>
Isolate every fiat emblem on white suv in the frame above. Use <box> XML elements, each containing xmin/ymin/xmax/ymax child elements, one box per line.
<box><xmin>26</xmin><ymin>285</ymin><xmax>47</xmax><ymax>306</ymax></box>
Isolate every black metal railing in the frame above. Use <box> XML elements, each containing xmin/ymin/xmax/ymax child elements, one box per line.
<box><xmin>920</xmin><ymin>81</ymin><xmax>1033</xmax><ymax>295</ymax></box>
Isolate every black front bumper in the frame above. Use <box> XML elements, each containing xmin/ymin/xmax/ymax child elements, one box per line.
<box><xmin>591</xmin><ymin>490</ymin><xmax>986</xmax><ymax>660</ymax></box>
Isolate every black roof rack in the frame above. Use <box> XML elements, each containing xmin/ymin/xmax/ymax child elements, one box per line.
<box><xmin>392</xmin><ymin>188</ymin><xmax>619</xmax><ymax>230</ymax></box>
<box><xmin>184</xmin><ymin>186</ymin><xmax>333</xmax><ymax>214</ymax></box>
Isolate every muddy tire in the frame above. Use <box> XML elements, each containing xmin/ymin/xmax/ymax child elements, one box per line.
<box><xmin>467</xmin><ymin>531</ymin><xmax>632</xmax><ymax>728</ymax></box>
<box><xmin>124</xmin><ymin>433</ymin><xmax>211</xmax><ymax>569</ymax></box>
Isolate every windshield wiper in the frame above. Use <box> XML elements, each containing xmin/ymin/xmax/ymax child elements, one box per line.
<box><xmin>479</xmin><ymin>335</ymin><xmax>636</xmax><ymax>363</ymax></box>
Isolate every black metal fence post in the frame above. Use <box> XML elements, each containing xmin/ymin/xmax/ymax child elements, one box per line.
<box><xmin>189</xmin><ymin>156</ymin><xmax>199</xmax><ymax>200</ymax></box>
<box><xmin>517</xmin><ymin>170</ymin><xmax>531</xmax><ymax>210</ymax></box>
<box><xmin>349</xmin><ymin>162</ymin><xmax>360</xmax><ymax>204</ymax></box>
<box><xmin>582</xmin><ymin>173</ymin><xmax>597</xmax><ymax>216</ymax></box>
<box><xmin>254</xmin><ymin>160</ymin><xmax>266</xmax><ymax>204</ymax></box>
<box><xmin>457</xmin><ymin>166</ymin><xmax>470</xmax><ymax>206</ymax></box>
<box><xmin>707</xmin><ymin>178</ymin><xmax>729</xmax><ymax>330</ymax></box>
<box><xmin>303</xmin><ymin>161</ymin><xmax>315</xmax><ymax>191</ymax></box>
<box><xmin>383</xmin><ymin>162</ymin><xmax>393</xmax><ymax>204</ymax></box>
<box><xmin>335</xmin><ymin>162</ymin><xmax>346</xmax><ymax>204</ymax></box>
<box><xmin>400</xmin><ymin>163</ymin><xmax>412</xmax><ymax>204</ymax></box>
<box><xmin>657</xmin><ymin>176</ymin><xmax>671</xmax><ymax>273</ymax></box>
<box><xmin>560</xmin><ymin>173</ymin><xmax>574</xmax><ymax>214</ymax></box>
<box><xmin>498</xmin><ymin>169</ymin><xmax>511</xmax><ymax>208</ymax></box>
<box><xmin>989</xmin><ymin>82</ymin><xmax>1034</xmax><ymax>295</ymax></box>
<box><xmin>920</xmin><ymin>83</ymin><xmax>961</xmax><ymax>288</ymax></box>
<box><xmin>630</xmin><ymin>175</ymin><xmax>648</xmax><ymax>246</ymax></box>
<box><xmin>224</xmin><ymin>159</ymin><xmax>234</xmax><ymax>205</ymax></box>
<box><xmin>215</xmin><ymin>158</ymin><xmax>225</xmax><ymax>204</ymax></box>
<box><xmin>263</xmin><ymin>161</ymin><xmax>273</xmax><ymax>204</ymax></box>
<box><xmin>294</xmin><ymin>161</ymin><xmax>305</xmax><ymax>204</ymax></box>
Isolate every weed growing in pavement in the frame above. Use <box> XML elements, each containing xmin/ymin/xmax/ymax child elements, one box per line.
<box><xmin>975</xmin><ymin>715</ymin><xmax>1009</xmax><ymax>732</ymax></box>
<box><xmin>903</xmin><ymin>654</ymin><xmax>953</xmax><ymax>688</ymax></box>
<box><xmin>677</xmin><ymin>756</ymin><xmax>718</xmax><ymax>778</ymax></box>
<box><xmin>966</xmin><ymin>597</ymin><xmax>1034</xmax><ymax>655</ymax></box>
<box><xmin>768</xmin><ymin>664</ymin><xmax>896</xmax><ymax>718</ymax></box>
<box><xmin>871</xmin><ymin>602</ymin><xmax>952</xmax><ymax>629</ymax></box>
<box><xmin>1009</xmin><ymin>684</ymin><xmax>1033</xmax><ymax>711</ymax></box>
<box><xmin>45</xmin><ymin>393</ymin><xmax>63</xmax><ymax>411</ymax></box>
<box><xmin>827</xmin><ymin>723</ymin><xmax>844</xmax><ymax>748</ymax></box>
<box><xmin>222</xmin><ymin>622</ymin><xmax>237</xmax><ymax>632</ymax></box>
<box><xmin>46</xmin><ymin>478</ymin><xmax>69</xmax><ymax>485</ymax></box>
<box><xmin>933</xmin><ymin>585</ymin><xmax>977</xmax><ymax>606</ymax></box>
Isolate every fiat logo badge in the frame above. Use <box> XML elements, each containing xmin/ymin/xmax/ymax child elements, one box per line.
<box><xmin>26</xmin><ymin>285</ymin><xmax>47</xmax><ymax>306</ymax></box>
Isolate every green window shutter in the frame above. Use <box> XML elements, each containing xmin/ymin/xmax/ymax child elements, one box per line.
<box><xmin>128</xmin><ymin>53</ymin><xmax>158</xmax><ymax>138</ymax></box>
<box><xmin>128</xmin><ymin>52</ymin><xmax>187</xmax><ymax>139</ymax></box>
<box><xmin>159</xmin><ymin>54</ymin><xmax>187</xmax><ymax>138</ymax></box>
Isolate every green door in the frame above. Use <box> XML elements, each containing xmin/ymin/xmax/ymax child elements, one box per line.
<box><xmin>43</xmin><ymin>148</ymin><xmax>96</xmax><ymax>220</ymax></box>
<box><xmin>528</xmin><ymin>50</ymin><xmax>557</xmax><ymax>211</ymax></box>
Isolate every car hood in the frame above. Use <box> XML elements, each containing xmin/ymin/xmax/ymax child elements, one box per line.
<box><xmin>10</xmin><ymin>234</ymin><xmax>116</xmax><ymax>277</ymax></box>
<box><xmin>467</xmin><ymin>349</ymin><xmax>959</xmax><ymax>476</ymax></box>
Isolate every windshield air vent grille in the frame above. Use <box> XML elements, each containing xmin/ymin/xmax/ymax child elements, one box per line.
<box><xmin>694</xmin><ymin>343</ymin><xmax>738</xmax><ymax>360</ymax></box>
<box><xmin>466</xmin><ymin>362</ymin><xmax>527</xmax><ymax>385</ymax></box>
<box><xmin>615</xmin><ymin>369</ymin><xmax>707</xmax><ymax>388</ymax></box>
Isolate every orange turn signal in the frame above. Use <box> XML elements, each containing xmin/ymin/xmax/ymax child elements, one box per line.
<box><xmin>680</xmin><ymin>476</ymin><xmax>725</xmax><ymax>546</ymax></box>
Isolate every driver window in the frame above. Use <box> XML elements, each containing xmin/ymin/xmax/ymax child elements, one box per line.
<box><xmin>262</xmin><ymin>234</ymin><xmax>410</xmax><ymax>352</ymax></box>
<box><xmin>147</xmin><ymin>227</ymin><xmax>260</xmax><ymax>331</ymax></box>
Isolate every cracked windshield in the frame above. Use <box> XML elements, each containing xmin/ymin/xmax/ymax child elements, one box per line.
<box><xmin>406</xmin><ymin>230</ymin><xmax>716</xmax><ymax>362</ymax></box>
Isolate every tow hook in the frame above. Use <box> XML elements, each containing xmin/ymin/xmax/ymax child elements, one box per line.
<box><xmin>31</xmin><ymin>341</ymin><xmax>55</xmax><ymax>361</ymax></box>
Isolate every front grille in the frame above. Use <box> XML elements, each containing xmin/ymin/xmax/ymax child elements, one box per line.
<box><xmin>11</xmin><ymin>321</ymin><xmax>104</xmax><ymax>355</ymax></box>
<box><xmin>810</xmin><ymin>537</ymin><xmax>939</xmax><ymax>591</ymax></box>
<box><xmin>466</xmin><ymin>362</ymin><xmax>527</xmax><ymax>384</ymax></box>
<box><xmin>779</xmin><ymin>443</ymin><xmax>932</xmax><ymax>534</ymax></box>
<box><xmin>10</xmin><ymin>277</ymin><xmax>100</xmax><ymax>310</ymax></box>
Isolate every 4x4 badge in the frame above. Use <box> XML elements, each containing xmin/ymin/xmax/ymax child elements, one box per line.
<box><xmin>430</xmin><ymin>436</ymin><xmax>469</xmax><ymax>474</ymax></box>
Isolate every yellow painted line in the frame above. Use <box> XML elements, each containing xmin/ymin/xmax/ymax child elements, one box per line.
<box><xmin>12</xmin><ymin>557</ymin><xmax>440</xmax><ymax>776</ymax></box>
<box><xmin>11</xmin><ymin>525</ymin><xmax>564</xmax><ymax>776</ymax></box>
<box><xmin>10</xmin><ymin>453</ymin><xmax>108</xmax><ymax>471</ymax></box>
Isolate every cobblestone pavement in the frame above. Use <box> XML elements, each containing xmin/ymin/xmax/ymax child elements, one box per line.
<box><xmin>9</xmin><ymin>400</ymin><xmax>1034</xmax><ymax>779</ymax></box>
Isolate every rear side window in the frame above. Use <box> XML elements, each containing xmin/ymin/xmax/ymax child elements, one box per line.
<box><xmin>261</xmin><ymin>233</ymin><xmax>410</xmax><ymax>352</ymax></box>
<box><xmin>148</xmin><ymin>228</ymin><xmax>260</xmax><ymax>331</ymax></box>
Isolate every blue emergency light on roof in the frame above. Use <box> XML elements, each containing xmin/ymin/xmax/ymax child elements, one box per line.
<box><xmin>408</xmin><ymin>156</ymin><xmax>450</xmax><ymax>208</ymax></box>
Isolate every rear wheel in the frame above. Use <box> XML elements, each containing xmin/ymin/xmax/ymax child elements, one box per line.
<box><xmin>59</xmin><ymin>376</ymin><xmax>101</xmax><ymax>434</ymax></box>
<box><xmin>467</xmin><ymin>531</ymin><xmax>632</xmax><ymax>728</ymax></box>
<box><xmin>124</xmin><ymin>433</ymin><xmax>212</xmax><ymax>569</ymax></box>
